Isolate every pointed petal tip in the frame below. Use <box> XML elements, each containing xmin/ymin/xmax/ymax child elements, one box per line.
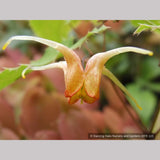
<box><xmin>149</xmin><ymin>52</ymin><xmax>153</xmax><ymax>56</ymax></box>
<box><xmin>21</xmin><ymin>66</ymin><xmax>30</xmax><ymax>80</ymax></box>
<box><xmin>2</xmin><ymin>37</ymin><xmax>13</xmax><ymax>51</ymax></box>
<box><xmin>137</xmin><ymin>105</ymin><xmax>142</xmax><ymax>110</ymax></box>
<box><xmin>2</xmin><ymin>42</ymin><xmax>9</xmax><ymax>51</ymax></box>
<box><xmin>22</xmin><ymin>75</ymin><xmax>26</xmax><ymax>79</ymax></box>
<box><xmin>22</xmin><ymin>70</ymin><xmax>26</xmax><ymax>79</ymax></box>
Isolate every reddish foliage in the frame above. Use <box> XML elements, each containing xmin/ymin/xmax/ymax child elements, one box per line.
<box><xmin>20</xmin><ymin>87</ymin><xmax>61</xmax><ymax>138</ymax></box>
<box><xmin>75</xmin><ymin>21</ymin><xmax>94</xmax><ymax>37</ymax></box>
<box><xmin>0</xmin><ymin>94</ymin><xmax>18</xmax><ymax>134</ymax></box>
<box><xmin>104</xmin><ymin>20</ymin><xmax>124</xmax><ymax>32</ymax></box>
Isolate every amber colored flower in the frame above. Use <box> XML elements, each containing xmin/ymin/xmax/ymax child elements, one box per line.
<box><xmin>2</xmin><ymin>36</ymin><xmax>153</xmax><ymax>110</ymax></box>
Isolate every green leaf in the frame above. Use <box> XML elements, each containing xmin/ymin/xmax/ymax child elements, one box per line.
<box><xmin>136</xmin><ymin>78</ymin><xmax>160</xmax><ymax>93</ymax></box>
<box><xmin>71</xmin><ymin>25</ymin><xmax>109</xmax><ymax>49</ymax></box>
<box><xmin>134</xmin><ymin>24</ymin><xmax>160</xmax><ymax>35</ymax></box>
<box><xmin>139</xmin><ymin>57</ymin><xmax>160</xmax><ymax>80</ymax></box>
<box><xmin>29</xmin><ymin>20</ymin><xmax>71</xmax><ymax>42</ymax></box>
<box><xmin>88</xmin><ymin>25</ymin><xmax>109</xmax><ymax>35</ymax></box>
<box><xmin>71</xmin><ymin>36</ymin><xmax>86</xmax><ymax>49</ymax></box>
<box><xmin>65</xmin><ymin>20</ymin><xmax>81</xmax><ymax>28</ymax></box>
<box><xmin>0</xmin><ymin>65</ymin><xmax>31</xmax><ymax>91</ymax></box>
<box><xmin>105</xmin><ymin>54</ymin><xmax>129</xmax><ymax>74</ymax></box>
<box><xmin>131</xmin><ymin>20</ymin><xmax>160</xmax><ymax>35</ymax></box>
<box><xmin>131</xmin><ymin>20</ymin><xmax>160</xmax><ymax>27</ymax></box>
<box><xmin>126</xmin><ymin>83</ymin><xmax>157</xmax><ymax>127</ymax></box>
<box><xmin>133</xmin><ymin>24</ymin><xmax>152</xmax><ymax>35</ymax></box>
<box><xmin>31</xmin><ymin>47</ymin><xmax>62</xmax><ymax>67</ymax></box>
<box><xmin>144</xmin><ymin>83</ymin><xmax>160</xmax><ymax>93</ymax></box>
<box><xmin>0</xmin><ymin>47</ymin><xmax>62</xmax><ymax>91</ymax></box>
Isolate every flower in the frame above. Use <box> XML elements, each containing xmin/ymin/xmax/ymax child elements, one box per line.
<box><xmin>2</xmin><ymin>36</ymin><xmax>153</xmax><ymax>110</ymax></box>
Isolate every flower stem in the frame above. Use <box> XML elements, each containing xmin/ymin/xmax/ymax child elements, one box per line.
<box><xmin>110</xmin><ymin>79</ymin><xmax>149</xmax><ymax>133</ymax></box>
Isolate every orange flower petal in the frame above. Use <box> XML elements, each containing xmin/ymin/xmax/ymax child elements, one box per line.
<box><xmin>3</xmin><ymin>36</ymin><xmax>85</xmax><ymax>99</ymax></box>
<box><xmin>84</xmin><ymin>47</ymin><xmax>153</xmax><ymax>102</ymax></box>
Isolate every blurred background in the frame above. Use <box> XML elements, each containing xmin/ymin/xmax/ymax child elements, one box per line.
<box><xmin>0</xmin><ymin>20</ymin><xmax>160</xmax><ymax>140</ymax></box>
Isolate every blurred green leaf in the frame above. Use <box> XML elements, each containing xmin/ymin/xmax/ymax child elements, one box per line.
<box><xmin>139</xmin><ymin>57</ymin><xmax>160</xmax><ymax>80</ymax></box>
<box><xmin>31</xmin><ymin>47</ymin><xmax>62</xmax><ymax>67</ymax></box>
<box><xmin>131</xmin><ymin>20</ymin><xmax>160</xmax><ymax>27</ymax></box>
<box><xmin>144</xmin><ymin>82</ymin><xmax>160</xmax><ymax>93</ymax></box>
<box><xmin>127</xmin><ymin>83</ymin><xmax>157</xmax><ymax>127</ymax></box>
<box><xmin>71</xmin><ymin>25</ymin><xmax>110</xmax><ymax>49</ymax></box>
<box><xmin>66</xmin><ymin>20</ymin><xmax>81</xmax><ymax>28</ymax></box>
<box><xmin>62</xmin><ymin>37</ymin><xmax>74</xmax><ymax>48</ymax></box>
<box><xmin>29</xmin><ymin>20</ymin><xmax>71</xmax><ymax>42</ymax></box>
<box><xmin>88</xmin><ymin>25</ymin><xmax>109</xmax><ymax>35</ymax></box>
<box><xmin>136</xmin><ymin>78</ymin><xmax>160</xmax><ymax>93</ymax></box>
<box><xmin>0</xmin><ymin>46</ymin><xmax>62</xmax><ymax>90</ymax></box>
<box><xmin>105</xmin><ymin>54</ymin><xmax>129</xmax><ymax>75</ymax></box>
<box><xmin>133</xmin><ymin>24</ymin><xmax>153</xmax><ymax>35</ymax></box>
<box><xmin>131</xmin><ymin>20</ymin><xmax>160</xmax><ymax>35</ymax></box>
<box><xmin>134</xmin><ymin>24</ymin><xmax>160</xmax><ymax>35</ymax></box>
<box><xmin>0</xmin><ymin>65</ymin><xmax>31</xmax><ymax>91</ymax></box>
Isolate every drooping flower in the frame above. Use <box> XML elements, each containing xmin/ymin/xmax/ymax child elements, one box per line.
<box><xmin>3</xmin><ymin>36</ymin><xmax>85</xmax><ymax>103</ymax></box>
<box><xmin>2</xmin><ymin>36</ymin><xmax>153</xmax><ymax>110</ymax></box>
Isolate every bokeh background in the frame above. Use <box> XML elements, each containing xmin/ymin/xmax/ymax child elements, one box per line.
<box><xmin>0</xmin><ymin>20</ymin><xmax>160</xmax><ymax>140</ymax></box>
